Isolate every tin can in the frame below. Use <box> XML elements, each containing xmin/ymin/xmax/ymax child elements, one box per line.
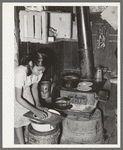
<box><xmin>40</xmin><ymin>81</ymin><xmax>51</xmax><ymax>99</ymax></box>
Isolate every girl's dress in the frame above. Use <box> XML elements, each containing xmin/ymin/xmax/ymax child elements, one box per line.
<box><xmin>14</xmin><ymin>65</ymin><xmax>43</xmax><ymax>128</ymax></box>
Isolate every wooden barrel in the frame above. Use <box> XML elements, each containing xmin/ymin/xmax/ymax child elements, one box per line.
<box><xmin>27</xmin><ymin>124</ymin><xmax>60</xmax><ymax>144</ymax></box>
<box><xmin>60</xmin><ymin>108</ymin><xmax>103</xmax><ymax>144</ymax></box>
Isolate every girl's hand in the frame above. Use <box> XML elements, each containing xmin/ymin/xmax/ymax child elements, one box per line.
<box><xmin>33</xmin><ymin>109</ymin><xmax>48</xmax><ymax>119</ymax></box>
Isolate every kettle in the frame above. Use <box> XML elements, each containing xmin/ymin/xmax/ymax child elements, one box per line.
<box><xmin>94</xmin><ymin>67</ymin><xmax>103</xmax><ymax>82</ymax></box>
<box><xmin>94</xmin><ymin>66</ymin><xmax>108</xmax><ymax>82</ymax></box>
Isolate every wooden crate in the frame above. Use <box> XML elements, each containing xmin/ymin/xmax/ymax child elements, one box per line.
<box><xmin>19</xmin><ymin>10</ymin><xmax>48</xmax><ymax>43</ymax></box>
<box><xmin>60</xmin><ymin>89</ymin><xmax>97</xmax><ymax>106</ymax></box>
<box><xmin>49</xmin><ymin>12</ymin><xmax>72</xmax><ymax>39</ymax></box>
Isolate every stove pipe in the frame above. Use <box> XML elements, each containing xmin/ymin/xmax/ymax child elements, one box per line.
<box><xmin>76</xmin><ymin>6</ymin><xmax>94</xmax><ymax>79</ymax></box>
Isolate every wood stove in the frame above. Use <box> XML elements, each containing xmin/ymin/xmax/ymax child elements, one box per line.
<box><xmin>56</xmin><ymin>6</ymin><xmax>107</xmax><ymax>118</ymax></box>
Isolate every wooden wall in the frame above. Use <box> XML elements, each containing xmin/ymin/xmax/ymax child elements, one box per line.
<box><xmin>18</xmin><ymin>10</ymin><xmax>117</xmax><ymax>87</ymax></box>
<box><xmin>61</xmin><ymin>13</ymin><xmax>117</xmax><ymax>73</ymax></box>
<box><xmin>91</xmin><ymin>13</ymin><xmax>117</xmax><ymax>72</ymax></box>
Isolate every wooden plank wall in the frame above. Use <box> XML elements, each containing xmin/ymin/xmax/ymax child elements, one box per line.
<box><xmin>18</xmin><ymin>12</ymin><xmax>117</xmax><ymax>88</ymax></box>
<box><xmin>91</xmin><ymin>16</ymin><xmax>117</xmax><ymax>72</ymax></box>
<box><xmin>19</xmin><ymin>28</ymin><xmax>117</xmax><ymax>84</ymax></box>
<box><xmin>62</xmin><ymin>26</ymin><xmax>117</xmax><ymax>74</ymax></box>
<box><xmin>63</xmin><ymin>41</ymin><xmax>79</xmax><ymax>74</ymax></box>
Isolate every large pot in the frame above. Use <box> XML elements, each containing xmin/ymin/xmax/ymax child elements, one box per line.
<box><xmin>62</xmin><ymin>73</ymin><xmax>80</xmax><ymax>89</ymax></box>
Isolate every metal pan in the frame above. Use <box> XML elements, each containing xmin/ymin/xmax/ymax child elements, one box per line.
<box><xmin>54</xmin><ymin>96</ymin><xmax>76</xmax><ymax>110</ymax></box>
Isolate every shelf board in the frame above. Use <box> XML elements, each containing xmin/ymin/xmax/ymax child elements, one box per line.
<box><xmin>47</xmin><ymin>38</ymin><xmax>78</xmax><ymax>44</ymax></box>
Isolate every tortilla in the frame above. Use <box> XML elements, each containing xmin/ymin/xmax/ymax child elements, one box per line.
<box><xmin>32</xmin><ymin>112</ymin><xmax>50</xmax><ymax>120</ymax></box>
<box><xmin>78</xmin><ymin>81</ymin><xmax>93</xmax><ymax>87</ymax></box>
<box><xmin>77</xmin><ymin>86</ymin><xmax>92</xmax><ymax>91</ymax></box>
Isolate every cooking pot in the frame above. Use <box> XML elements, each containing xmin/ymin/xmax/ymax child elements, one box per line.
<box><xmin>62</xmin><ymin>73</ymin><xmax>80</xmax><ymax>88</ymax></box>
<box><xmin>54</xmin><ymin>96</ymin><xmax>76</xmax><ymax>110</ymax></box>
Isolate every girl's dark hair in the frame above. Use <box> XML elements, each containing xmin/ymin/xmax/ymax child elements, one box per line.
<box><xmin>20</xmin><ymin>52</ymin><xmax>48</xmax><ymax>68</ymax></box>
<box><xmin>20</xmin><ymin>52</ymin><xmax>48</xmax><ymax>76</ymax></box>
<box><xmin>37</xmin><ymin>47</ymin><xmax>56</xmax><ymax>67</ymax></box>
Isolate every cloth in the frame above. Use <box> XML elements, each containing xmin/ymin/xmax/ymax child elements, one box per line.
<box><xmin>14</xmin><ymin>65</ymin><xmax>43</xmax><ymax>128</ymax></box>
<box><xmin>101</xmin><ymin>6</ymin><xmax>118</xmax><ymax>30</ymax></box>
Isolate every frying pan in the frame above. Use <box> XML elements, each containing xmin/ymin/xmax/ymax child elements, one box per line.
<box><xmin>54</xmin><ymin>96</ymin><xmax>76</xmax><ymax>109</ymax></box>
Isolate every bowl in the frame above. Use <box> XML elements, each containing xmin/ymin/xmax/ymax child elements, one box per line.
<box><xmin>30</xmin><ymin>109</ymin><xmax>60</xmax><ymax>132</ymax></box>
<box><xmin>54</xmin><ymin>97</ymin><xmax>71</xmax><ymax>110</ymax></box>
<box><xmin>30</xmin><ymin>119</ymin><xmax>54</xmax><ymax>132</ymax></box>
<box><xmin>62</xmin><ymin>73</ymin><xmax>80</xmax><ymax>88</ymax></box>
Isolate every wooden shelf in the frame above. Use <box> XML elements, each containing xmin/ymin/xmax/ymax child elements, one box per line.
<box><xmin>47</xmin><ymin>38</ymin><xmax>78</xmax><ymax>44</ymax></box>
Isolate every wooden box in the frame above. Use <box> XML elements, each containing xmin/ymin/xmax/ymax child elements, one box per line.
<box><xmin>49</xmin><ymin>12</ymin><xmax>72</xmax><ymax>39</ymax></box>
<box><xmin>60</xmin><ymin>89</ymin><xmax>97</xmax><ymax>106</ymax></box>
<box><xmin>19</xmin><ymin>10</ymin><xmax>48</xmax><ymax>43</ymax></box>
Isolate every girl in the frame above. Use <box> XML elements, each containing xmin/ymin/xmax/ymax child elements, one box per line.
<box><xmin>14</xmin><ymin>51</ymin><xmax>48</xmax><ymax>144</ymax></box>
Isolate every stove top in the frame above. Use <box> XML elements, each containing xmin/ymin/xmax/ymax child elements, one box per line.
<box><xmin>58</xmin><ymin>79</ymin><xmax>106</xmax><ymax>93</ymax></box>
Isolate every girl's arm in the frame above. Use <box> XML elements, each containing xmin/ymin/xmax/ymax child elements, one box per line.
<box><xmin>15</xmin><ymin>87</ymin><xmax>46</xmax><ymax>117</ymax></box>
<box><xmin>31</xmin><ymin>83</ymin><xmax>42</xmax><ymax>108</ymax></box>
